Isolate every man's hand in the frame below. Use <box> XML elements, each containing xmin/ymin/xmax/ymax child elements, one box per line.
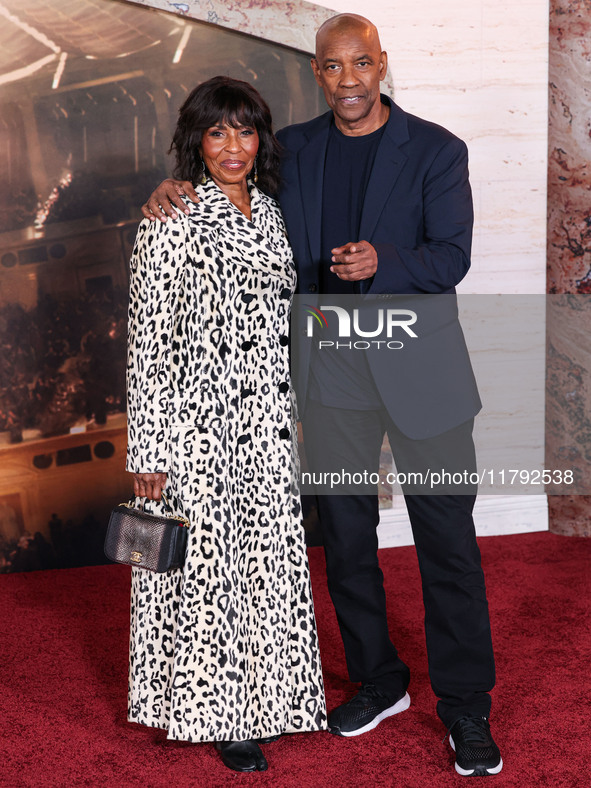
<box><xmin>141</xmin><ymin>179</ymin><xmax>199</xmax><ymax>222</ymax></box>
<box><xmin>133</xmin><ymin>472</ymin><xmax>168</xmax><ymax>501</ymax></box>
<box><xmin>330</xmin><ymin>241</ymin><xmax>378</xmax><ymax>281</ymax></box>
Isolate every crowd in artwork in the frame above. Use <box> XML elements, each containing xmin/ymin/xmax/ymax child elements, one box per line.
<box><xmin>0</xmin><ymin>168</ymin><xmax>166</xmax><ymax>233</ymax></box>
<box><xmin>0</xmin><ymin>287</ymin><xmax>128</xmax><ymax>441</ymax></box>
<box><xmin>0</xmin><ymin>512</ymin><xmax>108</xmax><ymax>573</ymax></box>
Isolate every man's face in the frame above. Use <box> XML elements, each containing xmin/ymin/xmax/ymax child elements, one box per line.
<box><xmin>311</xmin><ymin>24</ymin><xmax>387</xmax><ymax>128</ymax></box>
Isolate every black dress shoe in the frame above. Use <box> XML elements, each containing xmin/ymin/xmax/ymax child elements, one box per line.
<box><xmin>214</xmin><ymin>740</ymin><xmax>268</xmax><ymax>772</ymax></box>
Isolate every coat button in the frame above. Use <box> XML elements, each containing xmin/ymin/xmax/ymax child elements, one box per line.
<box><xmin>278</xmin><ymin>382</ymin><xmax>289</xmax><ymax>394</ymax></box>
<box><xmin>280</xmin><ymin>287</ymin><xmax>291</xmax><ymax>299</ymax></box>
<box><xmin>308</xmin><ymin>283</ymin><xmax>318</xmax><ymax>293</ymax></box>
<box><xmin>279</xmin><ymin>335</ymin><xmax>289</xmax><ymax>347</ymax></box>
<box><xmin>279</xmin><ymin>428</ymin><xmax>290</xmax><ymax>439</ymax></box>
<box><xmin>241</xmin><ymin>341</ymin><xmax>252</xmax><ymax>351</ymax></box>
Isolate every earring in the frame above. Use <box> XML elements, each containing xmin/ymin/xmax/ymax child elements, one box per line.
<box><xmin>253</xmin><ymin>155</ymin><xmax>258</xmax><ymax>183</ymax></box>
<box><xmin>199</xmin><ymin>156</ymin><xmax>207</xmax><ymax>185</ymax></box>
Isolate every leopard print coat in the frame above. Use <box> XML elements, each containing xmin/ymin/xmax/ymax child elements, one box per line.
<box><xmin>125</xmin><ymin>178</ymin><xmax>327</xmax><ymax>742</ymax></box>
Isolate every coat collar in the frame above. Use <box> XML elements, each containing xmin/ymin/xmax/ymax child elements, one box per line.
<box><xmin>192</xmin><ymin>175</ymin><xmax>262</xmax><ymax>221</ymax></box>
<box><xmin>188</xmin><ymin>177</ymin><xmax>295</xmax><ymax>282</ymax></box>
<box><xmin>297</xmin><ymin>95</ymin><xmax>410</xmax><ymax>255</ymax></box>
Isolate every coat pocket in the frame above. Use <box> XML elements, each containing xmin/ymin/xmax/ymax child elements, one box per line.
<box><xmin>168</xmin><ymin>390</ymin><xmax>227</xmax><ymax>502</ymax></box>
<box><xmin>171</xmin><ymin>387</ymin><xmax>226</xmax><ymax>429</ymax></box>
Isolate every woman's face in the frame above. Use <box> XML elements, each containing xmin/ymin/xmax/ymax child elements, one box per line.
<box><xmin>200</xmin><ymin>121</ymin><xmax>259</xmax><ymax>188</ymax></box>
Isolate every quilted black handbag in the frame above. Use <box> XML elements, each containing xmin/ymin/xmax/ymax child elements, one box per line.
<box><xmin>104</xmin><ymin>494</ymin><xmax>189</xmax><ymax>572</ymax></box>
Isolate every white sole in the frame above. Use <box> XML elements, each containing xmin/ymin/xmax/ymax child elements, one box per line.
<box><xmin>336</xmin><ymin>692</ymin><xmax>411</xmax><ymax>737</ymax></box>
<box><xmin>450</xmin><ymin>735</ymin><xmax>504</xmax><ymax>775</ymax></box>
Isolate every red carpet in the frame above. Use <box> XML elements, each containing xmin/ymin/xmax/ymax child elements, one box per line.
<box><xmin>1</xmin><ymin>531</ymin><xmax>589</xmax><ymax>787</ymax></box>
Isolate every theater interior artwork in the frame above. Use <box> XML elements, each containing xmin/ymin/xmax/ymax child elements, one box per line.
<box><xmin>0</xmin><ymin>0</ymin><xmax>327</xmax><ymax>572</ymax></box>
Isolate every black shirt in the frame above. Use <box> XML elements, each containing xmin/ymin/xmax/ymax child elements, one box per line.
<box><xmin>308</xmin><ymin>121</ymin><xmax>385</xmax><ymax>410</ymax></box>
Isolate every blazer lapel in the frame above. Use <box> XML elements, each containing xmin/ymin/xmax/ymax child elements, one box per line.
<box><xmin>298</xmin><ymin>122</ymin><xmax>330</xmax><ymax>262</ymax></box>
<box><xmin>359</xmin><ymin>98</ymin><xmax>410</xmax><ymax>241</ymax></box>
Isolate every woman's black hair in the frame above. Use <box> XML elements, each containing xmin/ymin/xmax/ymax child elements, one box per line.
<box><xmin>169</xmin><ymin>75</ymin><xmax>281</xmax><ymax>196</ymax></box>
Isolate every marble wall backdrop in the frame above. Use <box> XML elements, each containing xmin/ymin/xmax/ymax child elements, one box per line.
<box><xmin>126</xmin><ymin>0</ymin><xmax>551</xmax><ymax>541</ymax></box>
<box><xmin>547</xmin><ymin>0</ymin><xmax>591</xmax><ymax>536</ymax></box>
<box><xmin>548</xmin><ymin>0</ymin><xmax>591</xmax><ymax>295</ymax></box>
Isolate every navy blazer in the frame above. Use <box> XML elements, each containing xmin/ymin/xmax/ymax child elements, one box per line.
<box><xmin>276</xmin><ymin>96</ymin><xmax>481</xmax><ymax>439</ymax></box>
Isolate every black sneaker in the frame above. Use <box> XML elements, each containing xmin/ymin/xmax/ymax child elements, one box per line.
<box><xmin>449</xmin><ymin>716</ymin><xmax>503</xmax><ymax>776</ymax></box>
<box><xmin>328</xmin><ymin>683</ymin><xmax>410</xmax><ymax>737</ymax></box>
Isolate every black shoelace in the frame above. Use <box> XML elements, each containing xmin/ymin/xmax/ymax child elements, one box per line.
<box><xmin>449</xmin><ymin>716</ymin><xmax>491</xmax><ymax>745</ymax></box>
<box><xmin>355</xmin><ymin>682</ymin><xmax>390</xmax><ymax>705</ymax></box>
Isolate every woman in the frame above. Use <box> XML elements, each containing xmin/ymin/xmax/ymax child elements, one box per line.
<box><xmin>126</xmin><ymin>76</ymin><xmax>326</xmax><ymax>772</ymax></box>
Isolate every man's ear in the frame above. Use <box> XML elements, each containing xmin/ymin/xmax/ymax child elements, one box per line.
<box><xmin>379</xmin><ymin>51</ymin><xmax>388</xmax><ymax>80</ymax></box>
<box><xmin>310</xmin><ymin>57</ymin><xmax>318</xmax><ymax>73</ymax></box>
<box><xmin>310</xmin><ymin>57</ymin><xmax>322</xmax><ymax>86</ymax></box>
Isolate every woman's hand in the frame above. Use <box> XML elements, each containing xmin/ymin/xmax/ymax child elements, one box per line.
<box><xmin>141</xmin><ymin>179</ymin><xmax>199</xmax><ymax>222</ymax></box>
<box><xmin>133</xmin><ymin>472</ymin><xmax>168</xmax><ymax>501</ymax></box>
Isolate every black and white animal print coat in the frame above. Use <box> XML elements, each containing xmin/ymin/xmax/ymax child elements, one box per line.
<box><xmin>126</xmin><ymin>178</ymin><xmax>326</xmax><ymax>742</ymax></box>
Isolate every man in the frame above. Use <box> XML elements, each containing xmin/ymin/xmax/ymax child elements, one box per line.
<box><xmin>142</xmin><ymin>14</ymin><xmax>502</xmax><ymax>777</ymax></box>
